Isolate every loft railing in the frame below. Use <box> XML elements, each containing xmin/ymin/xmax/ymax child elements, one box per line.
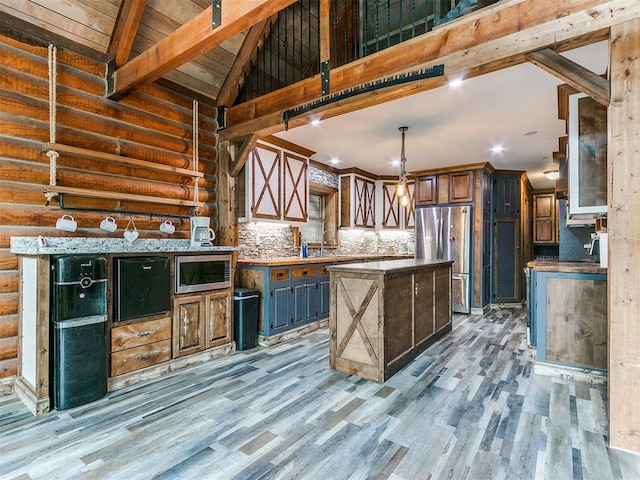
<box><xmin>234</xmin><ymin>0</ymin><xmax>500</xmax><ymax>104</ymax></box>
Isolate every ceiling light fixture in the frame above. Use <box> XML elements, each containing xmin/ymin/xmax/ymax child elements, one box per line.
<box><xmin>396</xmin><ymin>126</ymin><xmax>409</xmax><ymax>203</ymax></box>
<box><xmin>544</xmin><ymin>169</ymin><xmax>560</xmax><ymax>180</ymax></box>
<box><xmin>310</xmin><ymin>118</ymin><xmax>320</xmax><ymax>126</ymax></box>
<box><xmin>448</xmin><ymin>77</ymin><xmax>464</xmax><ymax>88</ymax></box>
<box><xmin>491</xmin><ymin>144</ymin><xmax>504</xmax><ymax>154</ymax></box>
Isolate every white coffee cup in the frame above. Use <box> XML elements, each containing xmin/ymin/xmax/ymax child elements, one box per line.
<box><xmin>56</xmin><ymin>214</ymin><xmax>77</xmax><ymax>232</ymax></box>
<box><xmin>100</xmin><ymin>216</ymin><xmax>118</xmax><ymax>233</ymax></box>
<box><xmin>159</xmin><ymin>220</ymin><xmax>175</xmax><ymax>234</ymax></box>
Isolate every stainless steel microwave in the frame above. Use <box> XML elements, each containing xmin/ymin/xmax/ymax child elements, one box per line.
<box><xmin>174</xmin><ymin>254</ymin><xmax>231</xmax><ymax>294</ymax></box>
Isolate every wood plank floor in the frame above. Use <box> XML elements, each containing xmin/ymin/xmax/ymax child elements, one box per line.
<box><xmin>1</xmin><ymin>307</ymin><xmax>639</xmax><ymax>479</ymax></box>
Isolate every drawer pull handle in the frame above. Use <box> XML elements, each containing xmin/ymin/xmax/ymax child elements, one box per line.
<box><xmin>137</xmin><ymin>354</ymin><xmax>151</xmax><ymax>360</ymax></box>
<box><xmin>302</xmin><ymin>270</ymin><xmax>308</xmax><ymax>275</ymax></box>
<box><xmin>139</xmin><ymin>331</ymin><xmax>151</xmax><ymax>338</ymax></box>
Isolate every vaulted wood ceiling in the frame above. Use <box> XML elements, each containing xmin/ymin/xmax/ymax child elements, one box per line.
<box><xmin>0</xmin><ymin>0</ymin><xmax>634</xmax><ymax>186</ymax></box>
<box><xmin>0</xmin><ymin>0</ymin><xmax>266</xmax><ymax>102</ymax></box>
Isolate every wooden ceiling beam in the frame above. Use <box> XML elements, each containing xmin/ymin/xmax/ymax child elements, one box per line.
<box><xmin>109</xmin><ymin>0</ymin><xmax>298</xmax><ymax>100</ymax></box>
<box><xmin>107</xmin><ymin>0</ymin><xmax>147</xmax><ymax>68</ymax></box>
<box><xmin>229</xmin><ymin>135</ymin><xmax>258</xmax><ymax>178</ymax></box>
<box><xmin>222</xmin><ymin>0</ymin><xmax>632</xmax><ymax>141</ymax></box>
<box><xmin>216</xmin><ymin>18</ymin><xmax>273</xmax><ymax>107</ymax></box>
<box><xmin>526</xmin><ymin>48</ymin><xmax>610</xmax><ymax>107</ymax></box>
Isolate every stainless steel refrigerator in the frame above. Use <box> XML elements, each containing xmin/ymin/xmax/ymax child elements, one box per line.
<box><xmin>415</xmin><ymin>205</ymin><xmax>472</xmax><ymax>313</ymax></box>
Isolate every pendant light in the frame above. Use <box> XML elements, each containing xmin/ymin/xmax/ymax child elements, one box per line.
<box><xmin>396</xmin><ymin>126</ymin><xmax>409</xmax><ymax>201</ymax></box>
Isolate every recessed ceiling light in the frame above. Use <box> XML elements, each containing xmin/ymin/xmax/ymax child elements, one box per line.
<box><xmin>447</xmin><ymin>77</ymin><xmax>464</xmax><ymax>88</ymax></box>
<box><xmin>391</xmin><ymin>159</ymin><xmax>401</xmax><ymax>167</ymax></box>
<box><xmin>330</xmin><ymin>157</ymin><xmax>340</xmax><ymax>165</ymax></box>
<box><xmin>491</xmin><ymin>145</ymin><xmax>505</xmax><ymax>154</ymax></box>
<box><xmin>310</xmin><ymin>118</ymin><xmax>321</xmax><ymax>126</ymax></box>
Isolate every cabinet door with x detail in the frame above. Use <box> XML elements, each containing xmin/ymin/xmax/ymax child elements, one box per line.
<box><xmin>283</xmin><ymin>152</ymin><xmax>308</xmax><ymax>223</ymax></box>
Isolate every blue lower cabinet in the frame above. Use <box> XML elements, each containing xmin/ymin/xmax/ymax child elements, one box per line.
<box><xmin>319</xmin><ymin>277</ymin><xmax>330</xmax><ymax>318</ymax></box>
<box><xmin>270</xmin><ymin>283</ymin><xmax>292</xmax><ymax>334</ymax></box>
<box><xmin>238</xmin><ymin>263</ymin><xmax>332</xmax><ymax>340</ymax></box>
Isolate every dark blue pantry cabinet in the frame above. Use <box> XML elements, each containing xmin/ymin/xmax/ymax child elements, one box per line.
<box><xmin>237</xmin><ymin>262</ymin><xmax>330</xmax><ymax>343</ymax></box>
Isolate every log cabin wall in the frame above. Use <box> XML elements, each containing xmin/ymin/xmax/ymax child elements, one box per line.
<box><xmin>0</xmin><ymin>31</ymin><xmax>219</xmax><ymax>382</ymax></box>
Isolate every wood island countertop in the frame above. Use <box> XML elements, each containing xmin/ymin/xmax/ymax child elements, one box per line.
<box><xmin>327</xmin><ymin>258</ymin><xmax>453</xmax><ymax>275</ymax></box>
<box><xmin>526</xmin><ymin>260</ymin><xmax>607</xmax><ymax>274</ymax></box>
<box><xmin>237</xmin><ymin>254</ymin><xmax>412</xmax><ymax>267</ymax></box>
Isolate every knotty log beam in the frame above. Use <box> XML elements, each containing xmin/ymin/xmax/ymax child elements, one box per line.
<box><xmin>526</xmin><ymin>48</ymin><xmax>610</xmax><ymax>106</ymax></box>
<box><xmin>608</xmin><ymin>17</ymin><xmax>640</xmax><ymax>455</ymax></box>
<box><xmin>223</xmin><ymin>0</ymin><xmax>635</xmax><ymax>142</ymax></box>
<box><xmin>107</xmin><ymin>0</ymin><xmax>147</xmax><ymax>68</ymax></box>
<box><xmin>109</xmin><ymin>0</ymin><xmax>298</xmax><ymax>100</ymax></box>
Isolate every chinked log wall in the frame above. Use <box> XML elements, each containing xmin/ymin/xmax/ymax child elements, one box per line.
<box><xmin>0</xmin><ymin>31</ymin><xmax>219</xmax><ymax>381</ymax></box>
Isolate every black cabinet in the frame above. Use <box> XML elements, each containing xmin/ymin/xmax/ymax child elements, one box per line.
<box><xmin>493</xmin><ymin>217</ymin><xmax>520</xmax><ymax>302</ymax></box>
<box><xmin>488</xmin><ymin>173</ymin><xmax>523</xmax><ymax>304</ymax></box>
<box><xmin>493</xmin><ymin>176</ymin><xmax>520</xmax><ymax>216</ymax></box>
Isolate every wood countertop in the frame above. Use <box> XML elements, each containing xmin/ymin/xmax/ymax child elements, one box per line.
<box><xmin>526</xmin><ymin>260</ymin><xmax>607</xmax><ymax>274</ymax></box>
<box><xmin>237</xmin><ymin>254</ymin><xmax>412</xmax><ymax>267</ymax></box>
<box><xmin>326</xmin><ymin>258</ymin><xmax>452</xmax><ymax>275</ymax></box>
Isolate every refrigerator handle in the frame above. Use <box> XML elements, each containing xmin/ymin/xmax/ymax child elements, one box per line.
<box><xmin>437</xmin><ymin>217</ymin><xmax>443</xmax><ymax>258</ymax></box>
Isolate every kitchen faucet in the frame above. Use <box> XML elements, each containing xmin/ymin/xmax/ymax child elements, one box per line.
<box><xmin>321</xmin><ymin>230</ymin><xmax>335</xmax><ymax>257</ymax></box>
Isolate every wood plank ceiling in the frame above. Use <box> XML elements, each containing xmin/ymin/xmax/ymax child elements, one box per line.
<box><xmin>0</xmin><ymin>0</ymin><xmax>251</xmax><ymax>102</ymax></box>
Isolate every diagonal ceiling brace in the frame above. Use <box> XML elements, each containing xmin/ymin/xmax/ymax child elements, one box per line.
<box><xmin>229</xmin><ymin>135</ymin><xmax>258</xmax><ymax>178</ymax></box>
<box><xmin>108</xmin><ymin>0</ymin><xmax>298</xmax><ymax>100</ymax></box>
<box><xmin>526</xmin><ymin>47</ymin><xmax>610</xmax><ymax>107</ymax></box>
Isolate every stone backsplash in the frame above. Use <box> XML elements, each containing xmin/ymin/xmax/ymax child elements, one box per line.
<box><xmin>237</xmin><ymin>222</ymin><xmax>415</xmax><ymax>260</ymax></box>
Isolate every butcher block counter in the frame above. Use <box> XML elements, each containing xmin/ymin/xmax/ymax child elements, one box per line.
<box><xmin>237</xmin><ymin>254</ymin><xmax>412</xmax><ymax>266</ymax></box>
<box><xmin>527</xmin><ymin>260</ymin><xmax>607</xmax><ymax>372</ymax></box>
<box><xmin>327</xmin><ymin>259</ymin><xmax>453</xmax><ymax>382</ymax></box>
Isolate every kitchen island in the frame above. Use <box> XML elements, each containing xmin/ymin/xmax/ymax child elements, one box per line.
<box><xmin>236</xmin><ymin>254</ymin><xmax>411</xmax><ymax>346</ymax></box>
<box><xmin>327</xmin><ymin>258</ymin><xmax>452</xmax><ymax>382</ymax></box>
<box><xmin>527</xmin><ymin>260</ymin><xmax>607</xmax><ymax>373</ymax></box>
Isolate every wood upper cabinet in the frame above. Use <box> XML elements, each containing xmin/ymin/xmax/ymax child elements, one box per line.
<box><xmin>243</xmin><ymin>141</ymin><xmax>309</xmax><ymax>223</ymax></box>
<box><xmin>415</xmin><ymin>175</ymin><xmax>437</xmax><ymax>206</ymax></box>
<box><xmin>404</xmin><ymin>180</ymin><xmax>415</xmax><ymax>229</ymax></box>
<box><xmin>282</xmin><ymin>152</ymin><xmax>308</xmax><ymax>223</ymax></box>
<box><xmin>448</xmin><ymin>171</ymin><xmax>474</xmax><ymax>203</ymax></box>
<box><xmin>381</xmin><ymin>182</ymin><xmax>401</xmax><ymax>229</ymax></box>
<box><xmin>533</xmin><ymin>193</ymin><xmax>558</xmax><ymax>244</ymax></box>
<box><xmin>416</xmin><ymin>171</ymin><xmax>473</xmax><ymax>206</ymax></box>
<box><xmin>340</xmin><ymin>173</ymin><xmax>375</xmax><ymax>228</ymax></box>
<box><xmin>251</xmin><ymin>143</ymin><xmax>281</xmax><ymax>220</ymax></box>
<box><xmin>568</xmin><ymin>92</ymin><xmax>607</xmax><ymax>215</ymax></box>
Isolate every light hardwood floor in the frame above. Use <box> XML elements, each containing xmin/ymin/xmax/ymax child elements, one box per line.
<box><xmin>1</xmin><ymin>307</ymin><xmax>639</xmax><ymax>479</ymax></box>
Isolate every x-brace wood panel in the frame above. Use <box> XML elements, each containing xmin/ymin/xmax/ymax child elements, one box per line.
<box><xmin>283</xmin><ymin>152</ymin><xmax>308</xmax><ymax>223</ymax></box>
<box><xmin>335</xmin><ymin>277</ymin><xmax>379</xmax><ymax>366</ymax></box>
<box><xmin>382</xmin><ymin>182</ymin><xmax>400</xmax><ymax>229</ymax></box>
<box><xmin>252</xmin><ymin>143</ymin><xmax>281</xmax><ymax>219</ymax></box>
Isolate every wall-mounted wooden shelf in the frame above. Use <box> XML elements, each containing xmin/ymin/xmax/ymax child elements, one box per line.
<box><xmin>44</xmin><ymin>185</ymin><xmax>206</xmax><ymax>208</ymax></box>
<box><xmin>44</xmin><ymin>143</ymin><xmax>204</xmax><ymax>179</ymax></box>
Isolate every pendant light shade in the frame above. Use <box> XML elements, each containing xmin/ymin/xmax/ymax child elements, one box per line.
<box><xmin>396</xmin><ymin>126</ymin><xmax>409</xmax><ymax>204</ymax></box>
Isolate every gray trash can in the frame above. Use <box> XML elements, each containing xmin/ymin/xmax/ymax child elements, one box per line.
<box><xmin>234</xmin><ymin>288</ymin><xmax>260</xmax><ymax>351</ymax></box>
